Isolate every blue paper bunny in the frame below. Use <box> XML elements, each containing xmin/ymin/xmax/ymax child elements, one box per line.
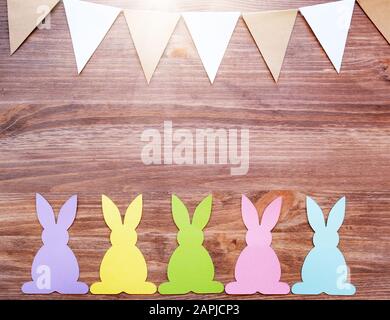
<box><xmin>292</xmin><ymin>196</ymin><xmax>356</xmax><ymax>295</ymax></box>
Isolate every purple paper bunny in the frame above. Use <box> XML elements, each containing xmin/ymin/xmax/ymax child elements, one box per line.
<box><xmin>22</xmin><ymin>194</ymin><xmax>88</xmax><ymax>294</ymax></box>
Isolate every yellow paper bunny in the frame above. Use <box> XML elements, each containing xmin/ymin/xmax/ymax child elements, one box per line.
<box><xmin>90</xmin><ymin>195</ymin><xmax>156</xmax><ymax>294</ymax></box>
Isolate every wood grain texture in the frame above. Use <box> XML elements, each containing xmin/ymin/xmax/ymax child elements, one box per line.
<box><xmin>0</xmin><ymin>0</ymin><xmax>389</xmax><ymax>300</ymax></box>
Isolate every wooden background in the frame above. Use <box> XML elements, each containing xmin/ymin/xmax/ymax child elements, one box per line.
<box><xmin>0</xmin><ymin>0</ymin><xmax>389</xmax><ymax>300</ymax></box>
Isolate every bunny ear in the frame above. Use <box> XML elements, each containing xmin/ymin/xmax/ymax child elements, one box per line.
<box><xmin>241</xmin><ymin>195</ymin><xmax>260</xmax><ymax>230</ymax></box>
<box><xmin>35</xmin><ymin>194</ymin><xmax>56</xmax><ymax>229</ymax></box>
<box><xmin>306</xmin><ymin>196</ymin><xmax>326</xmax><ymax>232</ymax></box>
<box><xmin>260</xmin><ymin>197</ymin><xmax>282</xmax><ymax>231</ymax></box>
<box><xmin>101</xmin><ymin>195</ymin><xmax>123</xmax><ymax>230</ymax></box>
<box><xmin>192</xmin><ymin>195</ymin><xmax>212</xmax><ymax>230</ymax></box>
<box><xmin>124</xmin><ymin>195</ymin><xmax>143</xmax><ymax>230</ymax></box>
<box><xmin>57</xmin><ymin>195</ymin><xmax>78</xmax><ymax>230</ymax></box>
<box><xmin>171</xmin><ymin>195</ymin><xmax>191</xmax><ymax>230</ymax></box>
<box><xmin>326</xmin><ymin>197</ymin><xmax>346</xmax><ymax>231</ymax></box>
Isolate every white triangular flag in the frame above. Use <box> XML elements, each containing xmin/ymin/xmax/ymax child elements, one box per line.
<box><xmin>63</xmin><ymin>0</ymin><xmax>121</xmax><ymax>73</ymax></box>
<box><xmin>300</xmin><ymin>0</ymin><xmax>355</xmax><ymax>73</ymax></box>
<box><xmin>183</xmin><ymin>12</ymin><xmax>240</xmax><ymax>83</ymax></box>
<box><xmin>124</xmin><ymin>10</ymin><xmax>180</xmax><ymax>83</ymax></box>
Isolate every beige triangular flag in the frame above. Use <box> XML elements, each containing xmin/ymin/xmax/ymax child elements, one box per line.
<box><xmin>124</xmin><ymin>10</ymin><xmax>180</xmax><ymax>83</ymax></box>
<box><xmin>7</xmin><ymin>0</ymin><xmax>60</xmax><ymax>54</ymax></box>
<box><xmin>243</xmin><ymin>9</ymin><xmax>297</xmax><ymax>82</ymax></box>
<box><xmin>358</xmin><ymin>0</ymin><xmax>390</xmax><ymax>44</ymax></box>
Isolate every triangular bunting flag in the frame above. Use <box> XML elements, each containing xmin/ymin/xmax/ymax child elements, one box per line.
<box><xmin>7</xmin><ymin>0</ymin><xmax>60</xmax><ymax>54</ymax></box>
<box><xmin>183</xmin><ymin>12</ymin><xmax>240</xmax><ymax>83</ymax></box>
<box><xmin>124</xmin><ymin>10</ymin><xmax>180</xmax><ymax>83</ymax></box>
<box><xmin>358</xmin><ymin>0</ymin><xmax>390</xmax><ymax>44</ymax></box>
<box><xmin>63</xmin><ymin>0</ymin><xmax>121</xmax><ymax>74</ymax></box>
<box><xmin>243</xmin><ymin>9</ymin><xmax>297</xmax><ymax>82</ymax></box>
<box><xmin>300</xmin><ymin>0</ymin><xmax>355</xmax><ymax>73</ymax></box>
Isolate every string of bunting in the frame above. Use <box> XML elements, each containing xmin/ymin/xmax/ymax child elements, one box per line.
<box><xmin>7</xmin><ymin>0</ymin><xmax>390</xmax><ymax>83</ymax></box>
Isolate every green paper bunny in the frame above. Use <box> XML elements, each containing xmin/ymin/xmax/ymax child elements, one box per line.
<box><xmin>159</xmin><ymin>195</ymin><xmax>224</xmax><ymax>294</ymax></box>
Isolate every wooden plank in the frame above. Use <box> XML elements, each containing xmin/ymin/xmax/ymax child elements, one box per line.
<box><xmin>0</xmin><ymin>0</ymin><xmax>389</xmax><ymax>299</ymax></box>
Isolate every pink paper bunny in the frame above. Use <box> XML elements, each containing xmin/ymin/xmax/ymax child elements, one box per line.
<box><xmin>225</xmin><ymin>195</ymin><xmax>290</xmax><ymax>295</ymax></box>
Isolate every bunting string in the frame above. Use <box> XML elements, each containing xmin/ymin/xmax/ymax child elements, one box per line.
<box><xmin>6</xmin><ymin>0</ymin><xmax>390</xmax><ymax>83</ymax></box>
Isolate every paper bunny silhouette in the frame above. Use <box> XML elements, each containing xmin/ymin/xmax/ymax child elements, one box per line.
<box><xmin>226</xmin><ymin>195</ymin><xmax>289</xmax><ymax>295</ymax></box>
<box><xmin>90</xmin><ymin>195</ymin><xmax>156</xmax><ymax>294</ymax></box>
<box><xmin>158</xmin><ymin>195</ymin><xmax>224</xmax><ymax>294</ymax></box>
<box><xmin>22</xmin><ymin>194</ymin><xmax>88</xmax><ymax>294</ymax></box>
<box><xmin>292</xmin><ymin>196</ymin><xmax>356</xmax><ymax>295</ymax></box>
